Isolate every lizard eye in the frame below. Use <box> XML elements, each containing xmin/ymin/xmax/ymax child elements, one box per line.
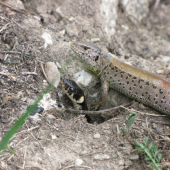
<box><xmin>68</xmin><ymin>87</ymin><xmax>74</xmax><ymax>94</ymax></box>
<box><xmin>95</xmin><ymin>55</ymin><xmax>99</xmax><ymax>61</ymax></box>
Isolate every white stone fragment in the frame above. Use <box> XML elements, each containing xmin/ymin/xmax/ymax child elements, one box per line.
<box><xmin>91</xmin><ymin>38</ymin><xmax>100</xmax><ymax>42</ymax></box>
<box><xmin>41</xmin><ymin>32</ymin><xmax>53</xmax><ymax>48</ymax></box>
<box><xmin>93</xmin><ymin>133</ymin><xmax>101</xmax><ymax>139</ymax></box>
<box><xmin>0</xmin><ymin>161</ymin><xmax>6</xmax><ymax>169</ymax></box>
<box><xmin>39</xmin><ymin>93</ymin><xmax>58</xmax><ymax>110</ymax></box>
<box><xmin>80</xmin><ymin>150</ymin><xmax>87</xmax><ymax>155</ymax></box>
<box><xmin>55</xmin><ymin>62</ymin><xmax>61</xmax><ymax>68</ymax></box>
<box><xmin>59</xmin><ymin>29</ymin><xmax>65</xmax><ymax>36</ymax></box>
<box><xmin>129</xmin><ymin>154</ymin><xmax>139</xmax><ymax>160</ymax></box>
<box><xmin>121</xmin><ymin>0</ymin><xmax>149</xmax><ymax>23</ymax></box>
<box><xmin>156</xmin><ymin>70</ymin><xmax>164</xmax><ymax>74</ymax></box>
<box><xmin>45</xmin><ymin>62</ymin><xmax>60</xmax><ymax>88</ymax></box>
<box><xmin>75</xmin><ymin>70</ymin><xmax>92</xmax><ymax>86</ymax></box>
<box><xmin>47</xmin><ymin>114</ymin><xmax>56</xmax><ymax>119</ymax></box>
<box><xmin>121</xmin><ymin>0</ymin><xmax>129</xmax><ymax>6</ymax></box>
<box><xmin>94</xmin><ymin>154</ymin><xmax>110</xmax><ymax>160</ymax></box>
<box><xmin>118</xmin><ymin>160</ymin><xmax>124</xmax><ymax>166</ymax></box>
<box><xmin>7</xmin><ymin>0</ymin><xmax>25</xmax><ymax>10</ymax></box>
<box><xmin>75</xmin><ymin>158</ymin><xmax>84</xmax><ymax>166</ymax></box>
<box><xmin>29</xmin><ymin>114</ymin><xmax>41</xmax><ymax>123</ymax></box>
<box><xmin>51</xmin><ymin>134</ymin><xmax>57</xmax><ymax>139</ymax></box>
<box><xmin>160</xmin><ymin>55</ymin><xmax>170</xmax><ymax>62</ymax></box>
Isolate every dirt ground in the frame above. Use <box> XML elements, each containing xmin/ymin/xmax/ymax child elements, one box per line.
<box><xmin>0</xmin><ymin>0</ymin><xmax>170</xmax><ymax>170</ymax></box>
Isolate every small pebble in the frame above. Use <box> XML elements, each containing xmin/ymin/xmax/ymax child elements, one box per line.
<box><xmin>75</xmin><ymin>158</ymin><xmax>83</xmax><ymax>166</ymax></box>
<box><xmin>0</xmin><ymin>161</ymin><xmax>6</xmax><ymax>169</ymax></box>
<box><xmin>47</xmin><ymin>114</ymin><xmax>56</xmax><ymax>119</ymax></box>
<box><xmin>56</xmin><ymin>37</ymin><xmax>59</xmax><ymax>41</ymax></box>
<box><xmin>94</xmin><ymin>154</ymin><xmax>110</xmax><ymax>160</ymax></box>
<box><xmin>129</xmin><ymin>154</ymin><xmax>139</xmax><ymax>160</ymax></box>
<box><xmin>156</xmin><ymin>70</ymin><xmax>164</xmax><ymax>74</ymax></box>
<box><xmin>29</xmin><ymin>114</ymin><xmax>41</xmax><ymax>124</ymax></box>
<box><xmin>59</xmin><ymin>29</ymin><xmax>65</xmax><ymax>36</ymax></box>
<box><xmin>55</xmin><ymin>62</ymin><xmax>61</xmax><ymax>68</ymax></box>
<box><xmin>118</xmin><ymin>160</ymin><xmax>124</xmax><ymax>166</ymax></box>
<box><xmin>51</xmin><ymin>134</ymin><xmax>57</xmax><ymax>139</ymax></box>
<box><xmin>93</xmin><ymin>133</ymin><xmax>100</xmax><ymax>139</ymax></box>
<box><xmin>103</xmin><ymin>130</ymin><xmax>111</xmax><ymax>134</ymax></box>
<box><xmin>41</xmin><ymin>32</ymin><xmax>53</xmax><ymax>48</ymax></box>
<box><xmin>80</xmin><ymin>150</ymin><xmax>87</xmax><ymax>155</ymax></box>
<box><xmin>26</xmin><ymin>98</ymin><xmax>34</xmax><ymax>104</ymax></box>
<box><xmin>91</xmin><ymin>38</ymin><xmax>100</xmax><ymax>42</ymax></box>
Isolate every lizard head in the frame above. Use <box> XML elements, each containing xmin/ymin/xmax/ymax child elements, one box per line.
<box><xmin>71</xmin><ymin>42</ymin><xmax>103</xmax><ymax>76</ymax></box>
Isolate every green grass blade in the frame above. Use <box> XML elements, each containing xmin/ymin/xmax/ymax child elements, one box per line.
<box><xmin>5</xmin><ymin>146</ymin><xmax>16</xmax><ymax>155</ymax></box>
<box><xmin>144</xmin><ymin>136</ymin><xmax>150</xmax><ymax>147</ymax></box>
<box><xmin>126</xmin><ymin>111</ymin><xmax>137</xmax><ymax>128</ymax></box>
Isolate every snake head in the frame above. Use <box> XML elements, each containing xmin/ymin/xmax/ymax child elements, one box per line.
<box><xmin>71</xmin><ymin>42</ymin><xmax>103</xmax><ymax>76</ymax></box>
<box><xmin>62</xmin><ymin>79</ymin><xmax>87</xmax><ymax>110</ymax></box>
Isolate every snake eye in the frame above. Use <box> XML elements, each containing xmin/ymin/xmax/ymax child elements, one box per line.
<box><xmin>95</xmin><ymin>55</ymin><xmax>99</xmax><ymax>61</ymax></box>
<box><xmin>83</xmin><ymin>46</ymin><xmax>90</xmax><ymax>50</ymax></box>
<box><xmin>68</xmin><ymin>87</ymin><xmax>74</xmax><ymax>94</ymax></box>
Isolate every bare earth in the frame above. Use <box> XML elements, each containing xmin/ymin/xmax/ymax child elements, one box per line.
<box><xmin>0</xmin><ymin>0</ymin><xmax>170</xmax><ymax>170</ymax></box>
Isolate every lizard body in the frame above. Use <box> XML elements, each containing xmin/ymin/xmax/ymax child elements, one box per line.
<box><xmin>71</xmin><ymin>41</ymin><xmax>170</xmax><ymax>115</ymax></box>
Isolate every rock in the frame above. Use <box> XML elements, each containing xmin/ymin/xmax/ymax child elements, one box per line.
<box><xmin>46</xmin><ymin>114</ymin><xmax>56</xmax><ymax>119</ymax></box>
<box><xmin>93</xmin><ymin>133</ymin><xmax>101</xmax><ymax>139</ymax></box>
<box><xmin>75</xmin><ymin>70</ymin><xmax>92</xmax><ymax>86</ymax></box>
<box><xmin>51</xmin><ymin>134</ymin><xmax>57</xmax><ymax>139</ymax></box>
<box><xmin>23</xmin><ymin>18</ymin><xmax>41</xmax><ymax>28</ymax></box>
<box><xmin>118</xmin><ymin>160</ymin><xmax>124</xmax><ymax>166</ymax></box>
<box><xmin>75</xmin><ymin>158</ymin><xmax>84</xmax><ymax>166</ymax></box>
<box><xmin>41</xmin><ymin>32</ymin><xmax>53</xmax><ymax>48</ymax></box>
<box><xmin>94</xmin><ymin>154</ymin><xmax>110</xmax><ymax>160</ymax></box>
<box><xmin>66</xmin><ymin>23</ymin><xmax>79</xmax><ymax>37</ymax></box>
<box><xmin>40</xmin><ymin>14</ymin><xmax>57</xmax><ymax>24</ymax></box>
<box><xmin>91</xmin><ymin>38</ymin><xmax>100</xmax><ymax>42</ymax></box>
<box><xmin>129</xmin><ymin>154</ymin><xmax>139</xmax><ymax>160</ymax></box>
<box><xmin>80</xmin><ymin>150</ymin><xmax>87</xmax><ymax>156</ymax></box>
<box><xmin>120</xmin><ymin>0</ymin><xmax>149</xmax><ymax>24</ymax></box>
<box><xmin>29</xmin><ymin>114</ymin><xmax>41</xmax><ymax>124</ymax></box>
<box><xmin>44</xmin><ymin>62</ymin><xmax>60</xmax><ymax>88</ymax></box>
<box><xmin>0</xmin><ymin>161</ymin><xmax>7</xmax><ymax>169</ymax></box>
<box><xmin>39</xmin><ymin>93</ymin><xmax>58</xmax><ymax>110</ymax></box>
<box><xmin>103</xmin><ymin>130</ymin><xmax>111</xmax><ymax>134</ymax></box>
<box><xmin>6</xmin><ymin>0</ymin><xmax>25</xmax><ymax>10</ymax></box>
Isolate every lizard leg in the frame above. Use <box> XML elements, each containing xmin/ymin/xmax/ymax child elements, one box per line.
<box><xmin>91</xmin><ymin>80</ymin><xmax>109</xmax><ymax>110</ymax></box>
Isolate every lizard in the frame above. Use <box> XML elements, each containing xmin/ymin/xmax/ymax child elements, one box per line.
<box><xmin>70</xmin><ymin>41</ymin><xmax>170</xmax><ymax>116</ymax></box>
